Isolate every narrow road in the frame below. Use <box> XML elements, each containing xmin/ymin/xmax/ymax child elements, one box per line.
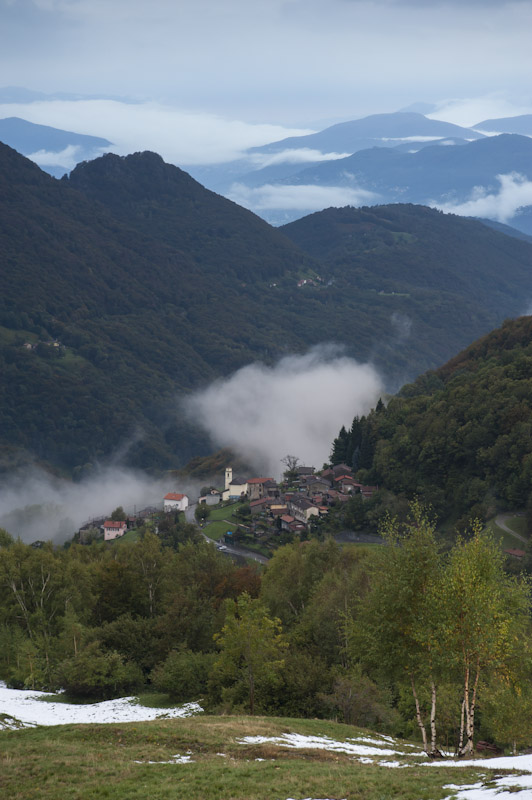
<box><xmin>201</xmin><ymin>530</ymin><xmax>269</xmax><ymax>564</ymax></box>
<box><xmin>495</xmin><ymin>513</ymin><xmax>528</xmax><ymax>544</ymax></box>
<box><xmin>188</xmin><ymin>501</ymin><xmax>268</xmax><ymax>564</ymax></box>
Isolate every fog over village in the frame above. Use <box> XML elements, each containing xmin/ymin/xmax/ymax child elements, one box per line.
<box><xmin>3</xmin><ymin>2</ymin><xmax>532</xmax><ymax>799</ymax></box>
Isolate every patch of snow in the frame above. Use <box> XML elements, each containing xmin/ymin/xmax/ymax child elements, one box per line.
<box><xmin>443</xmin><ymin>776</ymin><xmax>532</xmax><ymax>800</ymax></box>
<box><xmin>134</xmin><ymin>754</ymin><xmax>194</xmax><ymax>765</ymax></box>
<box><xmin>357</xmin><ymin>757</ymin><xmax>374</xmax><ymax>764</ymax></box>
<box><xmin>378</xmin><ymin>760</ymin><xmax>409</xmax><ymax>768</ymax></box>
<box><xmin>238</xmin><ymin>733</ymin><xmax>400</xmax><ymax>756</ymax></box>
<box><xmin>0</xmin><ymin>682</ymin><xmax>203</xmax><ymax>727</ymax></box>
<box><xmin>436</xmin><ymin>754</ymin><xmax>532</xmax><ymax>799</ymax></box>
<box><xmin>428</xmin><ymin>754</ymin><xmax>532</xmax><ymax>773</ymax></box>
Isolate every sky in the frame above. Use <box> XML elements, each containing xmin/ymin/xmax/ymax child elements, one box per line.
<box><xmin>1</xmin><ymin>0</ymin><xmax>532</xmax><ymax>165</ymax></box>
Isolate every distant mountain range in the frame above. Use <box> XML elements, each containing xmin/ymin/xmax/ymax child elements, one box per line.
<box><xmin>186</xmin><ymin>112</ymin><xmax>532</xmax><ymax>233</ymax></box>
<box><xmin>189</xmin><ymin>111</ymin><xmax>484</xmax><ymax>193</ymax></box>
<box><xmin>0</xmin><ymin>117</ymin><xmax>112</xmax><ymax>177</ymax></box>
<box><xmin>250</xmin><ymin>133</ymin><xmax>532</xmax><ymax>225</ymax></box>
<box><xmin>2</xmin><ymin>105</ymin><xmax>532</xmax><ymax>232</ymax></box>
<box><xmin>475</xmin><ymin>114</ymin><xmax>532</xmax><ymax>135</ymax></box>
<box><xmin>3</xmin><ymin>143</ymin><xmax>532</xmax><ymax>474</ymax></box>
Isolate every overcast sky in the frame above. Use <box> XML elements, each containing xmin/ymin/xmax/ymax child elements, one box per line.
<box><xmin>1</xmin><ymin>0</ymin><xmax>532</xmax><ymax>163</ymax></box>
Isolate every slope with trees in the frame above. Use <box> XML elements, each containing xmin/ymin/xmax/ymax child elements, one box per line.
<box><xmin>3</xmin><ymin>145</ymin><xmax>532</xmax><ymax>474</ymax></box>
<box><xmin>330</xmin><ymin>316</ymin><xmax>532</xmax><ymax>525</ymax></box>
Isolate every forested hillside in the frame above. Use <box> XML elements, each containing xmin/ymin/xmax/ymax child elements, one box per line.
<box><xmin>1</xmin><ymin>511</ymin><xmax>530</xmax><ymax>755</ymax></box>
<box><xmin>331</xmin><ymin>316</ymin><xmax>532</xmax><ymax>523</ymax></box>
<box><xmin>3</xmin><ymin>145</ymin><xmax>532</xmax><ymax>475</ymax></box>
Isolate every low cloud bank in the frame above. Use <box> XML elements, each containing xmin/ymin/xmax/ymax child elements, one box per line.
<box><xmin>183</xmin><ymin>346</ymin><xmax>383</xmax><ymax>478</ymax></box>
<box><xmin>228</xmin><ymin>182</ymin><xmax>378</xmax><ymax>212</ymax></box>
<box><xmin>0</xmin><ymin>99</ymin><xmax>313</xmax><ymax>166</ymax></box>
<box><xmin>428</xmin><ymin>96</ymin><xmax>532</xmax><ymax>129</ymax></box>
<box><xmin>27</xmin><ymin>144</ymin><xmax>82</xmax><ymax>171</ymax></box>
<box><xmin>434</xmin><ymin>172</ymin><xmax>532</xmax><ymax>222</ymax></box>
<box><xmin>0</xmin><ymin>466</ymin><xmax>198</xmax><ymax>544</ymax></box>
<box><xmin>248</xmin><ymin>148</ymin><xmax>352</xmax><ymax>168</ymax></box>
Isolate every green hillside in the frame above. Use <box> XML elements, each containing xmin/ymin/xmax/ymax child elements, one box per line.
<box><xmin>281</xmin><ymin>204</ymin><xmax>532</xmax><ymax>313</ymax></box>
<box><xmin>0</xmin><ymin>714</ymin><xmax>491</xmax><ymax>800</ymax></box>
<box><xmin>336</xmin><ymin>315</ymin><xmax>532</xmax><ymax>524</ymax></box>
<box><xmin>3</xmin><ymin>146</ymin><xmax>532</xmax><ymax>475</ymax></box>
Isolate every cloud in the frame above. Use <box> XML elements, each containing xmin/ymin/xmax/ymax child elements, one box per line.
<box><xmin>434</xmin><ymin>172</ymin><xmax>532</xmax><ymax>223</ymax></box>
<box><xmin>248</xmin><ymin>148</ymin><xmax>352</xmax><ymax>168</ymax></box>
<box><xmin>429</xmin><ymin>96</ymin><xmax>532</xmax><ymax>129</ymax></box>
<box><xmin>183</xmin><ymin>346</ymin><xmax>383</xmax><ymax>478</ymax></box>
<box><xmin>0</xmin><ymin>465</ymin><xmax>200</xmax><ymax>544</ymax></box>
<box><xmin>379</xmin><ymin>136</ymin><xmax>445</xmax><ymax>143</ymax></box>
<box><xmin>26</xmin><ymin>144</ymin><xmax>82</xmax><ymax>170</ymax></box>
<box><xmin>0</xmin><ymin>100</ymin><xmax>314</xmax><ymax>165</ymax></box>
<box><xmin>390</xmin><ymin>312</ymin><xmax>412</xmax><ymax>341</ymax></box>
<box><xmin>228</xmin><ymin>182</ymin><xmax>379</xmax><ymax>212</ymax></box>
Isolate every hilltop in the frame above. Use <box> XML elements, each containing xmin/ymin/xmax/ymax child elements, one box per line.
<box><xmin>335</xmin><ymin>315</ymin><xmax>532</xmax><ymax>524</ymax></box>
<box><xmin>2</xmin><ymin>146</ymin><xmax>532</xmax><ymax>474</ymax></box>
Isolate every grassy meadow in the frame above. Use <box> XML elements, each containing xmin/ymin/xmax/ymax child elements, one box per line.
<box><xmin>0</xmin><ymin>714</ymin><xmax>503</xmax><ymax>800</ymax></box>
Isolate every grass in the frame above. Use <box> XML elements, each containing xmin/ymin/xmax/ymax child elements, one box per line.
<box><xmin>483</xmin><ymin>519</ymin><xmax>518</xmax><ymax>550</ymax></box>
<box><xmin>120</xmin><ymin>530</ymin><xmax>141</xmax><ymax>543</ymax></box>
<box><xmin>204</xmin><ymin>520</ymin><xmax>236</xmax><ymax>541</ymax></box>
<box><xmin>204</xmin><ymin>502</ymin><xmax>246</xmax><ymax>541</ymax></box>
<box><xmin>0</xmin><ymin>714</ymin><xmax>496</xmax><ymax>800</ymax></box>
<box><xmin>504</xmin><ymin>516</ymin><xmax>527</xmax><ymax>538</ymax></box>
<box><xmin>484</xmin><ymin>515</ymin><xmax>528</xmax><ymax>551</ymax></box>
<box><xmin>208</xmin><ymin>502</ymin><xmax>245</xmax><ymax>521</ymax></box>
<box><xmin>134</xmin><ymin>693</ymin><xmax>183</xmax><ymax>709</ymax></box>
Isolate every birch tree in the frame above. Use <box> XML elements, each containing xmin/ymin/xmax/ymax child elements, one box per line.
<box><xmin>355</xmin><ymin>501</ymin><xmax>443</xmax><ymax>756</ymax></box>
<box><xmin>439</xmin><ymin>523</ymin><xmax>531</xmax><ymax>757</ymax></box>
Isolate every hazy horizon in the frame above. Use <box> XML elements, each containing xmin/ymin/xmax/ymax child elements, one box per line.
<box><xmin>1</xmin><ymin>0</ymin><xmax>532</xmax><ymax>167</ymax></box>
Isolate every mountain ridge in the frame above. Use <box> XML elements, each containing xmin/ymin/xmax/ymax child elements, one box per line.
<box><xmin>3</xmin><ymin>145</ymin><xmax>532</xmax><ymax>474</ymax></box>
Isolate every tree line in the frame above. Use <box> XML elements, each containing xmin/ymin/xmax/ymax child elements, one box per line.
<box><xmin>0</xmin><ymin>504</ymin><xmax>530</xmax><ymax>755</ymax></box>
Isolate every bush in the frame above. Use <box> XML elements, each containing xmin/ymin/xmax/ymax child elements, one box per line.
<box><xmin>57</xmin><ymin>642</ymin><xmax>144</xmax><ymax>699</ymax></box>
<box><xmin>150</xmin><ymin>648</ymin><xmax>215</xmax><ymax>702</ymax></box>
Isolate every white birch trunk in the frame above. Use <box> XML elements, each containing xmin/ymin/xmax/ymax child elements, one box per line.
<box><xmin>410</xmin><ymin>674</ymin><xmax>428</xmax><ymax>753</ymax></box>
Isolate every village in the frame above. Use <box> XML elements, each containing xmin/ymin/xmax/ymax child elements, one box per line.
<box><xmin>78</xmin><ymin>462</ymin><xmax>379</xmax><ymax>556</ymax></box>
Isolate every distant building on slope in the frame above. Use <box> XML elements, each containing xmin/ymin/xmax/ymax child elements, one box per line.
<box><xmin>103</xmin><ymin>520</ymin><xmax>127</xmax><ymax>541</ymax></box>
<box><xmin>163</xmin><ymin>492</ymin><xmax>189</xmax><ymax>512</ymax></box>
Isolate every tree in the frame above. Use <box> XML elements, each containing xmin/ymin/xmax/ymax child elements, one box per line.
<box><xmin>281</xmin><ymin>455</ymin><xmax>299</xmax><ymax>481</ymax></box>
<box><xmin>330</xmin><ymin>426</ymin><xmax>348</xmax><ymax>465</ymax></box>
<box><xmin>438</xmin><ymin>523</ymin><xmax>531</xmax><ymax>756</ymax></box>
<box><xmin>354</xmin><ymin>502</ymin><xmax>443</xmax><ymax>755</ymax></box>
<box><xmin>195</xmin><ymin>504</ymin><xmax>211</xmax><ymax>524</ymax></box>
<box><xmin>212</xmin><ymin>593</ymin><xmax>287</xmax><ymax>714</ymax></box>
<box><xmin>58</xmin><ymin>641</ymin><xmax>143</xmax><ymax>699</ymax></box>
<box><xmin>110</xmin><ymin>506</ymin><xmax>126</xmax><ymax>521</ymax></box>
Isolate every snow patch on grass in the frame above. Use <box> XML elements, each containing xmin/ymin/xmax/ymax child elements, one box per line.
<box><xmin>436</xmin><ymin>754</ymin><xmax>532</xmax><ymax>799</ymax></box>
<box><xmin>238</xmin><ymin>732</ymin><xmax>402</xmax><ymax>756</ymax></box>
<box><xmin>134</xmin><ymin>754</ymin><xmax>195</xmax><ymax>765</ymax></box>
<box><xmin>0</xmin><ymin>682</ymin><xmax>203</xmax><ymax>727</ymax></box>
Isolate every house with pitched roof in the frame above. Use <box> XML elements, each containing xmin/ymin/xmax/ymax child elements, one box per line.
<box><xmin>103</xmin><ymin>520</ymin><xmax>127</xmax><ymax>541</ymax></box>
<box><xmin>163</xmin><ymin>492</ymin><xmax>189</xmax><ymax>512</ymax></box>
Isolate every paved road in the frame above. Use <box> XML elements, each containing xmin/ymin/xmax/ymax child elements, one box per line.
<box><xmin>495</xmin><ymin>513</ymin><xmax>528</xmax><ymax>544</ymax></box>
<box><xmin>201</xmin><ymin>530</ymin><xmax>269</xmax><ymax>564</ymax></box>
<box><xmin>188</xmin><ymin>501</ymin><xmax>269</xmax><ymax>564</ymax></box>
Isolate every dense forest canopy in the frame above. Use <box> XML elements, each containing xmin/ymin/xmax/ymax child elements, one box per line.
<box><xmin>330</xmin><ymin>316</ymin><xmax>532</xmax><ymax>524</ymax></box>
<box><xmin>3</xmin><ymin>144</ymin><xmax>532</xmax><ymax>475</ymax></box>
